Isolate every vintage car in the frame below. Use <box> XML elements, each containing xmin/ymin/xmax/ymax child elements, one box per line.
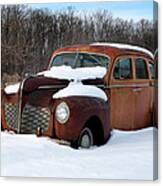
<box><xmin>1</xmin><ymin>43</ymin><xmax>155</xmax><ymax>148</ymax></box>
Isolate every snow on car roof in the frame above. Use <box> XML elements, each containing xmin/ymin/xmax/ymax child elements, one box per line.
<box><xmin>91</xmin><ymin>42</ymin><xmax>154</xmax><ymax>59</ymax></box>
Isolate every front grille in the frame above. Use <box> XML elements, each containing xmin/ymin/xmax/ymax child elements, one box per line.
<box><xmin>20</xmin><ymin>104</ymin><xmax>50</xmax><ymax>134</ymax></box>
<box><xmin>4</xmin><ymin>103</ymin><xmax>19</xmax><ymax>130</ymax></box>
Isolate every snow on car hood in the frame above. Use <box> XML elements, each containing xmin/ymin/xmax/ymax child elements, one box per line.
<box><xmin>4</xmin><ymin>66</ymin><xmax>107</xmax><ymax>100</ymax></box>
<box><xmin>38</xmin><ymin>66</ymin><xmax>107</xmax><ymax>80</ymax></box>
<box><xmin>4</xmin><ymin>83</ymin><xmax>20</xmax><ymax>94</ymax></box>
<box><xmin>53</xmin><ymin>80</ymin><xmax>107</xmax><ymax>101</ymax></box>
<box><xmin>38</xmin><ymin>66</ymin><xmax>107</xmax><ymax>101</ymax></box>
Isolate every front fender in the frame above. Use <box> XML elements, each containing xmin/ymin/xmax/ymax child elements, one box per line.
<box><xmin>53</xmin><ymin>96</ymin><xmax>110</xmax><ymax>141</ymax></box>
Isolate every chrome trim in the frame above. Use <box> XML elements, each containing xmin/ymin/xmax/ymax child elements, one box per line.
<box><xmin>132</xmin><ymin>88</ymin><xmax>142</xmax><ymax>92</ymax></box>
<box><xmin>17</xmin><ymin>77</ymin><xmax>29</xmax><ymax>133</ymax></box>
<box><xmin>55</xmin><ymin>102</ymin><xmax>70</xmax><ymax>124</ymax></box>
<box><xmin>104</xmin><ymin>83</ymin><xmax>150</xmax><ymax>89</ymax></box>
<box><xmin>38</xmin><ymin>83</ymin><xmax>151</xmax><ymax>90</ymax></box>
<box><xmin>20</xmin><ymin>104</ymin><xmax>50</xmax><ymax>134</ymax></box>
<box><xmin>38</xmin><ymin>85</ymin><xmax>66</xmax><ymax>89</ymax></box>
<box><xmin>4</xmin><ymin>103</ymin><xmax>19</xmax><ymax>130</ymax></box>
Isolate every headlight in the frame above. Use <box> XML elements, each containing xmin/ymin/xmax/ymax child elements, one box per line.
<box><xmin>55</xmin><ymin>102</ymin><xmax>70</xmax><ymax>124</ymax></box>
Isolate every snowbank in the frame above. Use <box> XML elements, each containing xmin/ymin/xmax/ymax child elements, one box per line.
<box><xmin>1</xmin><ymin>127</ymin><xmax>156</xmax><ymax>180</ymax></box>
<box><xmin>91</xmin><ymin>42</ymin><xmax>154</xmax><ymax>59</ymax></box>
<box><xmin>38</xmin><ymin>66</ymin><xmax>107</xmax><ymax>80</ymax></box>
<box><xmin>53</xmin><ymin>81</ymin><xmax>107</xmax><ymax>101</ymax></box>
<box><xmin>4</xmin><ymin>83</ymin><xmax>20</xmax><ymax>94</ymax></box>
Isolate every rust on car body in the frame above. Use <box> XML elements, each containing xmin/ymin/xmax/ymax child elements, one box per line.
<box><xmin>1</xmin><ymin>43</ymin><xmax>156</xmax><ymax>148</ymax></box>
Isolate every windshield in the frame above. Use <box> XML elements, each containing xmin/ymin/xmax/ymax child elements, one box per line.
<box><xmin>50</xmin><ymin>53</ymin><xmax>109</xmax><ymax>69</ymax></box>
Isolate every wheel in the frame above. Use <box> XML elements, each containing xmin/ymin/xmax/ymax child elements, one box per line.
<box><xmin>78</xmin><ymin>127</ymin><xmax>93</xmax><ymax>149</ymax></box>
<box><xmin>1</xmin><ymin>122</ymin><xmax>4</xmax><ymax>131</ymax></box>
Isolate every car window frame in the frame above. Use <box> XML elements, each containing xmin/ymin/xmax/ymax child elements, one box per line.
<box><xmin>148</xmin><ymin>61</ymin><xmax>155</xmax><ymax>80</ymax></box>
<box><xmin>48</xmin><ymin>51</ymin><xmax>111</xmax><ymax>70</ymax></box>
<box><xmin>111</xmin><ymin>55</ymin><xmax>134</xmax><ymax>81</ymax></box>
<box><xmin>134</xmin><ymin>57</ymin><xmax>150</xmax><ymax>80</ymax></box>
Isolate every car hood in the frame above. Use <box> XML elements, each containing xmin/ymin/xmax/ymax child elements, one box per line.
<box><xmin>4</xmin><ymin>66</ymin><xmax>107</xmax><ymax>103</ymax></box>
<box><xmin>23</xmin><ymin>65</ymin><xmax>106</xmax><ymax>93</ymax></box>
<box><xmin>23</xmin><ymin>76</ymin><xmax>69</xmax><ymax>93</ymax></box>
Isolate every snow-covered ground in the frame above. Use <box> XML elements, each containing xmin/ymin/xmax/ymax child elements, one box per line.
<box><xmin>1</xmin><ymin>127</ymin><xmax>156</xmax><ymax>180</ymax></box>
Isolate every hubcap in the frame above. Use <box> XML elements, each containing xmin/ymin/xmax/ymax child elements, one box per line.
<box><xmin>81</xmin><ymin>134</ymin><xmax>91</xmax><ymax>148</ymax></box>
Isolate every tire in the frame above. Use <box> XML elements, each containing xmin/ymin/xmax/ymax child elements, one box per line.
<box><xmin>78</xmin><ymin>127</ymin><xmax>93</xmax><ymax>149</ymax></box>
<box><xmin>1</xmin><ymin>122</ymin><xmax>4</xmax><ymax>131</ymax></box>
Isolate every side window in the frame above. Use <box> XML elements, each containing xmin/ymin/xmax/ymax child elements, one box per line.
<box><xmin>149</xmin><ymin>62</ymin><xmax>155</xmax><ymax>79</ymax></box>
<box><xmin>113</xmin><ymin>58</ymin><xmax>132</xmax><ymax>79</ymax></box>
<box><xmin>135</xmin><ymin>58</ymin><xmax>148</xmax><ymax>79</ymax></box>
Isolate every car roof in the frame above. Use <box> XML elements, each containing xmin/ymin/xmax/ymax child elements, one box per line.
<box><xmin>53</xmin><ymin>42</ymin><xmax>154</xmax><ymax>59</ymax></box>
<box><xmin>91</xmin><ymin>43</ymin><xmax>153</xmax><ymax>59</ymax></box>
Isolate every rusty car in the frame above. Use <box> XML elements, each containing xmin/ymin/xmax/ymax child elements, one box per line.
<box><xmin>1</xmin><ymin>43</ymin><xmax>156</xmax><ymax>148</ymax></box>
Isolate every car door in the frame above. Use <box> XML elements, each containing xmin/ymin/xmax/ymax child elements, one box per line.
<box><xmin>109</xmin><ymin>56</ymin><xmax>135</xmax><ymax>130</ymax></box>
<box><xmin>133</xmin><ymin>57</ymin><xmax>152</xmax><ymax>128</ymax></box>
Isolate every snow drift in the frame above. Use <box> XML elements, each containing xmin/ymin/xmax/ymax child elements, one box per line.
<box><xmin>1</xmin><ymin>127</ymin><xmax>156</xmax><ymax>180</ymax></box>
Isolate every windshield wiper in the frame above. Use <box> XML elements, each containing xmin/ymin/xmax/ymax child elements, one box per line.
<box><xmin>72</xmin><ymin>52</ymin><xmax>79</xmax><ymax>68</ymax></box>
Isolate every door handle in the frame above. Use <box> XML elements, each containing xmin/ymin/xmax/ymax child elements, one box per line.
<box><xmin>133</xmin><ymin>88</ymin><xmax>142</xmax><ymax>92</ymax></box>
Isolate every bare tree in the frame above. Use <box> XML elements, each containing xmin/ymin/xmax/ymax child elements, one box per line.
<box><xmin>1</xmin><ymin>5</ymin><xmax>157</xmax><ymax>85</ymax></box>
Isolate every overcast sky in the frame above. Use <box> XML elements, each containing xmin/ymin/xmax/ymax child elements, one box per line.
<box><xmin>30</xmin><ymin>1</ymin><xmax>154</xmax><ymax>21</ymax></box>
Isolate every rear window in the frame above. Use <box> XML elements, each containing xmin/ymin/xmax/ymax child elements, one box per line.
<box><xmin>135</xmin><ymin>58</ymin><xmax>148</xmax><ymax>79</ymax></box>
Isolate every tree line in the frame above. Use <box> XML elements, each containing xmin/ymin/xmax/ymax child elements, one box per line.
<box><xmin>1</xmin><ymin>5</ymin><xmax>158</xmax><ymax>82</ymax></box>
